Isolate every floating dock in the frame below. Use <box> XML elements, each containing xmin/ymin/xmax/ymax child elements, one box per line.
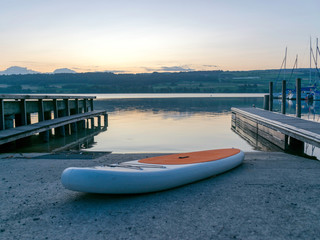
<box><xmin>0</xmin><ymin>94</ymin><xmax>107</xmax><ymax>148</ymax></box>
<box><xmin>231</xmin><ymin>107</ymin><xmax>320</xmax><ymax>154</ymax></box>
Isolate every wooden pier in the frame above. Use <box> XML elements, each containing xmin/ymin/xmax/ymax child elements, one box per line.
<box><xmin>231</xmin><ymin>107</ymin><xmax>320</xmax><ymax>154</ymax></box>
<box><xmin>0</xmin><ymin>94</ymin><xmax>108</xmax><ymax>149</ymax></box>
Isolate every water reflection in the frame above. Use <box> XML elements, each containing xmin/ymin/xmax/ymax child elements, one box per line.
<box><xmin>90</xmin><ymin>97</ymin><xmax>264</xmax><ymax>153</ymax></box>
<box><xmin>273</xmin><ymin>99</ymin><xmax>320</xmax><ymax>120</ymax></box>
<box><xmin>3</xmin><ymin>125</ymin><xmax>107</xmax><ymax>153</ymax></box>
<box><xmin>94</xmin><ymin>97</ymin><xmax>264</xmax><ymax>114</ymax></box>
<box><xmin>10</xmin><ymin>95</ymin><xmax>320</xmax><ymax>156</ymax></box>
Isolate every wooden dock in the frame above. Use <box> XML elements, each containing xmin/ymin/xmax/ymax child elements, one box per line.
<box><xmin>0</xmin><ymin>94</ymin><xmax>108</xmax><ymax>149</ymax></box>
<box><xmin>231</xmin><ymin>107</ymin><xmax>320</xmax><ymax>153</ymax></box>
<box><xmin>0</xmin><ymin>110</ymin><xmax>106</xmax><ymax>145</ymax></box>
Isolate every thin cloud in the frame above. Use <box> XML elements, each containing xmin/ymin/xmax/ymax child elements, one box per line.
<box><xmin>144</xmin><ymin>65</ymin><xmax>195</xmax><ymax>72</ymax></box>
<box><xmin>104</xmin><ymin>70</ymin><xmax>127</xmax><ymax>73</ymax></box>
<box><xmin>202</xmin><ymin>64</ymin><xmax>219</xmax><ymax>68</ymax></box>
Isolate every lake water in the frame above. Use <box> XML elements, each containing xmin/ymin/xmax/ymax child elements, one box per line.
<box><xmin>13</xmin><ymin>93</ymin><xmax>320</xmax><ymax>159</ymax></box>
<box><xmin>90</xmin><ymin>93</ymin><xmax>265</xmax><ymax>153</ymax></box>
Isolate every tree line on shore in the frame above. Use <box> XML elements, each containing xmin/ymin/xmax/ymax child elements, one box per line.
<box><xmin>0</xmin><ymin>69</ymin><xmax>316</xmax><ymax>94</ymax></box>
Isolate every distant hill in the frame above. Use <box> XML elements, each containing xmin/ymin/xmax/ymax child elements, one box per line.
<box><xmin>0</xmin><ymin>66</ymin><xmax>40</xmax><ymax>75</ymax></box>
<box><xmin>0</xmin><ymin>66</ymin><xmax>77</xmax><ymax>75</ymax></box>
<box><xmin>53</xmin><ymin>68</ymin><xmax>77</xmax><ymax>74</ymax></box>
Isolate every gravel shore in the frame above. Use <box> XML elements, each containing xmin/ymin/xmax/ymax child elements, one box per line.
<box><xmin>1</xmin><ymin>151</ymin><xmax>320</xmax><ymax>240</ymax></box>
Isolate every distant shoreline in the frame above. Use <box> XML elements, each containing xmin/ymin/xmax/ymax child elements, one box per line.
<box><xmin>0</xmin><ymin>69</ymin><xmax>317</xmax><ymax>94</ymax></box>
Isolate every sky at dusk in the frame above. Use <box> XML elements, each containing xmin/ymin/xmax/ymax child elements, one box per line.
<box><xmin>1</xmin><ymin>0</ymin><xmax>319</xmax><ymax>73</ymax></box>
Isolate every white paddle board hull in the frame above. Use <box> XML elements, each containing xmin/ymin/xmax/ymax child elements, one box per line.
<box><xmin>61</xmin><ymin>149</ymin><xmax>244</xmax><ymax>194</ymax></box>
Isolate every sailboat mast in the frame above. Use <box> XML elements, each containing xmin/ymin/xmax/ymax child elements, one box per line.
<box><xmin>284</xmin><ymin>47</ymin><xmax>287</xmax><ymax>81</ymax></box>
<box><xmin>317</xmin><ymin>38</ymin><xmax>319</xmax><ymax>71</ymax></box>
<box><xmin>317</xmin><ymin>38</ymin><xmax>320</xmax><ymax>59</ymax></box>
<box><xmin>310</xmin><ymin>37</ymin><xmax>312</xmax><ymax>84</ymax></box>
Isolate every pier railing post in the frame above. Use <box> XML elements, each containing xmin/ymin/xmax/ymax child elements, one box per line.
<box><xmin>64</xmin><ymin>99</ymin><xmax>70</xmax><ymax>116</ymax></box>
<box><xmin>75</xmin><ymin>99</ymin><xmax>79</xmax><ymax>114</ymax></box>
<box><xmin>53</xmin><ymin>99</ymin><xmax>59</xmax><ymax>118</ymax></box>
<box><xmin>104</xmin><ymin>113</ymin><xmax>108</xmax><ymax>127</ymax></box>
<box><xmin>38</xmin><ymin>99</ymin><xmax>44</xmax><ymax>122</ymax></box>
<box><xmin>281</xmin><ymin>80</ymin><xmax>286</xmax><ymax>114</ymax></box>
<box><xmin>97</xmin><ymin>116</ymin><xmax>101</xmax><ymax>128</ymax></box>
<box><xmin>83</xmin><ymin>99</ymin><xmax>88</xmax><ymax>112</ymax></box>
<box><xmin>296</xmin><ymin>78</ymin><xmax>301</xmax><ymax>118</ymax></box>
<box><xmin>20</xmin><ymin>99</ymin><xmax>27</xmax><ymax>126</ymax></box>
<box><xmin>263</xmin><ymin>95</ymin><xmax>269</xmax><ymax>110</ymax></box>
<box><xmin>90</xmin><ymin>98</ymin><xmax>94</xmax><ymax>111</ymax></box>
<box><xmin>269</xmin><ymin>82</ymin><xmax>273</xmax><ymax>111</ymax></box>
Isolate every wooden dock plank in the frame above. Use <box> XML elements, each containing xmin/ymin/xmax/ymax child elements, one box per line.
<box><xmin>0</xmin><ymin>94</ymin><xmax>96</xmax><ymax>100</ymax></box>
<box><xmin>0</xmin><ymin>110</ymin><xmax>107</xmax><ymax>145</ymax></box>
<box><xmin>232</xmin><ymin>107</ymin><xmax>320</xmax><ymax>149</ymax></box>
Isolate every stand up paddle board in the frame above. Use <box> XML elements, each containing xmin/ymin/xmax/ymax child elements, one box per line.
<box><xmin>61</xmin><ymin>148</ymin><xmax>244</xmax><ymax>194</ymax></box>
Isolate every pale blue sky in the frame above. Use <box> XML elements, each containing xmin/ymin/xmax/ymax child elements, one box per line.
<box><xmin>0</xmin><ymin>0</ymin><xmax>319</xmax><ymax>73</ymax></box>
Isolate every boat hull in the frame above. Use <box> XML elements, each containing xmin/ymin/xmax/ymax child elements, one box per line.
<box><xmin>61</xmin><ymin>149</ymin><xmax>244</xmax><ymax>194</ymax></box>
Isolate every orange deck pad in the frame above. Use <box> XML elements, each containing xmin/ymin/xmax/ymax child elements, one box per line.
<box><xmin>138</xmin><ymin>148</ymin><xmax>241</xmax><ymax>165</ymax></box>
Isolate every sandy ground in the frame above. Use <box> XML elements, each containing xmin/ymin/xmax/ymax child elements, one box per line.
<box><xmin>1</xmin><ymin>151</ymin><xmax>320</xmax><ymax>240</ymax></box>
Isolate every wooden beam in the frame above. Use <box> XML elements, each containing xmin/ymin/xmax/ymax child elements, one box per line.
<box><xmin>53</xmin><ymin>99</ymin><xmax>59</xmax><ymax>118</ymax></box>
<box><xmin>38</xmin><ymin>99</ymin><xmax>44</xmax><ymax>122</ymax></box>
<box><xmin>90</xmin><ymin>99</ymin><xmax>94</xmax><ymax>111</ymax></box>
<box><xmin>269</xmin><ymin>82</ymin><xmax>273</xmax><ymax>111</ymax></box>
<box><xmin>83</xmin><ymin>99</ymin><xmax>88</xmax><ymax>112</ymax></box>
<box><xmin>0</xmin><ymin>94</ymin><xmax>96</xmax><ymax>100</ymax></box>
<box><xmin>75</xmin><ymin>99</ymin><xmax>79</xmax><ymax>114</ymax></box>
<box><xmin>20</xmin><ymin>99</ymin><xmax>27</xmax><ymax>125</ymax></box>
<box><xmin>64</xmin><ymin>99</ymin><xmax>70</xmax><ymax>116</ymax></box>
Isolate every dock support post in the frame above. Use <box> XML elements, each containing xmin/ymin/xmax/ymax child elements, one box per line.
<box><xmin>0</xmin><ymin>99</ymin><xmax>4</xmax><ymax>130</ymax></box>
<box><xmin>90</xmin><ymin>117</ymin><xmax>94</xmax><ymax>129</ymax></box>
<box><xmin>53</xmin><ymin>99</ymin><xmax>60</xmax><ymax>135</ymax></box>
<box><xmin>64</xmin><ymin>99</ymin><xmax>70</xmax><ymax>134</ymax></box>
<box><xmin>263</xmin><ymin>95</ymin><xmax>269</xmax><ymax>110</ymax></box>
<box><xmin>55</xmin><ymin>109</ymin><xmax>66</xmax><ymax>137</ymax></box>
<box><xmin>104</xmin><ymin>114</ymin><xmax>108</xmax><ymax>127</ymax></box>
<box><xmin>39</xmin><ymin>100</ymin><xmax>49</xmax><ymax>142</ymax></box>
<box><xmin>75</xmin><ymin>99</ymin><xmax>79</xmax><ymax>114</ymax></box>
<box><xmin>79</xmin><ymin>120</ymin><xmax>86</xmax><ymax>130</ymax></box>
<box><xmin>2</xmin><ymin>114</ymin><xmax>15</xmax><ymax>150</ymax></box>
<box><xmin>71</xmin><ymin>122</ymin><xmax>78</xmax><ymax>133</ymax></box>
<box><xmin>16</xmin><ymin>99</ymin><xmax>27</xmax><ymax>126</ymax></box>
<box><xmin>269</xmin><ymin>82</ymin><xmax>273</xmax><ymax>111</ymax></box>
<box><xmin>83</xmin><ymin>99</ymin><xmax>88</xmax><ymax>112</ymax></box>
<box><xmin>38</xmin><ymin>99</ymin><xmax>44</xmax><ymax>122</ymax></box>
<box><xmin>21</xmin><ymin>99</ymin><xmax>27</xmax><ymax>125</ymax></box>
<box><xmin>58</xmin><ymin>126</ymin><xmax>66</xmax><ymax>137</ymax></box>
<box><xmin>296</xmin><ymin>78</ymin><xmax>301</xmax><ymax>118</ymax></box>
<box><xmin>5</xmin><ymin>114</ymin><xmax>14</xmax><ymax>129</ymax></box>
<box><xmin>42</xmin><ymin>111</ymin><xmax>52</xmax><ymax>142</ymax></box>
<box><xmin>27</xmin><ymin>114</ymin><xmax>31</xmax><ymax>125</ymax></box>
<box><xmin>64</xmin><ymin>99</ymin><xmax>70</xmax><ymax>116</ymax></box>
<box><xmin>90</xmin><ymin>99</ymin><xmax>94</xmax><ymax>111</ymax></box>
<box><xmin>53</xmin><ymin>99</ymin><xmax>59</xmax><ymax>118</ymax></box>
<box><xmin>97</xmin><ymin>116</ymin><xmax>101</xmax><ymax>128</ymax></box>
<box><xmin>281</xmin><ymin>80</ymin><xmax>286</xmax><ymax>114</ymax></box>
<box><xmin>287</xmin><ymin>136</ymin><xmax>304</xmax><ymax>154</ymax></box>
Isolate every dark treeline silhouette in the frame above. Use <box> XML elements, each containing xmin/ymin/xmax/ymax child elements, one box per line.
<box><xmin>0</xmin><ymin>69</ymin><xmax>316</xmax><ymax>93</ymax></box>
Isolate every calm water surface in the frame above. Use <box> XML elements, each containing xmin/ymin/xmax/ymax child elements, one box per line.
<box><xmin>14</xmin><ymin>93</ymin><xmax>320</xmax><ymax>158</ymax></box>
<box><xmin>91</xmin><ymin>94</ymin><xmax>265</xmax><ymax>153</ymax></box>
